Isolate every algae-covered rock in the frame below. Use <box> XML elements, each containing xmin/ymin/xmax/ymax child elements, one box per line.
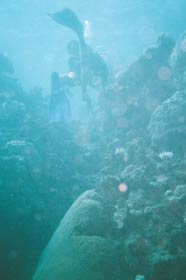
<box><xmin>105</xmin><ymin>33</ymin><xmax>176</xmax><ymax>134</ymax></box>
<box><xmin>0</xmin><ymin>100</ymin><xmax>25</xmax><ymax>129</ymax></box>
<box><xmin>170</xmin><ymin>31</ymin><xmax>186</xmax><ymax>89</ymax></box>
<box><xmin>2</xmin><ymin>140</ymin><xmax>43</xmax><ymax>182</ymax></box>
<box><xmin>148</xmin><ymin>90</ymin><xmax>186</xmax><ymax>155</ymax></box>
<box><xmin>117</xmin><ymin>33</ymin><xmax>175</xmax><ymax>104</ymax></box>
<box><xmin>33</xmin><ymin>190</ymin><xmax>122</xmax><ymax>280</ymax></box>
<box><xmin>0</xmin><ymin>54</ymin><xmax>14</xmax><ymax>75</ymax></box>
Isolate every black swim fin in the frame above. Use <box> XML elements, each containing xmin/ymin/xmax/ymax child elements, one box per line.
<box><xmin>49</xmin><ymin>8</ymin><xmax>92</xmax><ymax>108</ymax></box>
<box><xmin>49</xmin><ymin>8</ymin><xmax>84</xmax><ymax>39</ymax></box>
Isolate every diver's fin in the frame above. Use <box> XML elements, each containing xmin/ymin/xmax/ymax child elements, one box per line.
<box><xmin>49</xmin><ymin>8</ymin><xmax>91</xmax><ymax>107</ymax></box>
<box><xmin>49</xmin><ymin>8</ymin><xmax>84</xmax><ymax>38</ymax></box>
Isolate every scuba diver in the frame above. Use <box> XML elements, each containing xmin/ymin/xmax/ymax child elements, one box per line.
<box><xmin>67</xmin><ymin>39</ymin><xmax>109</xmax><ymax>89</ymax></box>
<box><xmin>49</xmin><ymin>72</ymin><xmax>71</xmax><ymax>122</ymax></box>
<box><xmin>49</xmin><ymin>8</ymin><xmax>109</xmax><ymax>108</ymax></box>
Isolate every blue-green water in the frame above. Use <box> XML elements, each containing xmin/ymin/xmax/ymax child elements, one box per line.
<box><xmin>0</xmin><ymin>1</ymin><xmax>186</xmax><ymax>280</ymax></box>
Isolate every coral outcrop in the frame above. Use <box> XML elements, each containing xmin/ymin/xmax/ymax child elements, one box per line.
<box><xmin>1</xmin><ymin>32</ymin><xmax>186</xmax><ymax>280</ymax></box>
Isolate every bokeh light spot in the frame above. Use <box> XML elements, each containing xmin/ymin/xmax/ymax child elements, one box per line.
<box><xmin>178</xmin><ymin>115</ymin><xmax>185</xmax><ymax>123</ymax></box>
<box><xmin>144</xmin><ymin>51</ymin><xmax>152</xmax><ymax>60</ymax></box>
<box><xmin>158</xmin><ymin>66</ymin><xmax>171</xmax><ymax>80</ymax></box>
<box><xmin>118</xmin><ymin>183</ymin><xmax>128</xmax><ymax>193</ymax></box>
<box><xmin>34</xmin><ymin>213</ymin><xmax>42</xmax><ymax>222</ymax></box>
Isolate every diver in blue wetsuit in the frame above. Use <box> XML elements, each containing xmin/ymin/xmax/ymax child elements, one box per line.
<box><xmin>49</xmin><ymin>72</ymin><xmax>71</xmax><ymax>122</ymax></box>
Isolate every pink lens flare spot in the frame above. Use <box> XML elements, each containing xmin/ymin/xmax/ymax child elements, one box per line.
<box><xmin>118</xmin><ymin>183</ymin><xmax>128</xmax><ymax>193</ymax></box>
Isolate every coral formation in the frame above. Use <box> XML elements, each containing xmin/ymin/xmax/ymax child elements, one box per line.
<box><xmin>1</xmin><ymin>32</ymin><xmax>186</xmax><ymax>280</ymax></box>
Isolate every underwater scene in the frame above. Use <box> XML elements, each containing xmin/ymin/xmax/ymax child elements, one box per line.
<box><xmin>1</xmin><ymin>1</ymin><xmax>186</xmax><ymax>280</ymax></box>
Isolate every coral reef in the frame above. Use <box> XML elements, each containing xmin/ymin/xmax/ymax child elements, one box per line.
<box><xmin>1</xmin><ymin>32</ymin><xmax>186</xmax><ymax>280</ymax></box>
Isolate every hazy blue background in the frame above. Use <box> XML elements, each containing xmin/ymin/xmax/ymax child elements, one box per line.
<box><xmin>0</xmin><ymin>0</ymin><xmax>186</xmax><ymax>93</ymax></box>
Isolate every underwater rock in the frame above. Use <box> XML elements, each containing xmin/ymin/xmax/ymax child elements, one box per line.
<box><xmin>148</xmin><ymin>90</ymin><xmax>186</xmax><ymax>156</ymax></box>
<box><xmin>170</xmin><ymin>31</ymin><xmax>186</xmax><ymax>89</ymax></box>
<box><xmin>32</xmin><ymin>190</ymin><xmax>122</xmax><ymax>280</ymax></box>
<box><xmin>116</xmin><ymin>33</ymin><xmax>175</xmax><ymax>113</ymax></box>
<box><xmin>0</xmin><ymin>100</ymin><xmax>25</xmax><ymax>130</ymax></box>
<box><xmin>102</xmin><ymin>34</ymin><xmax>176</xmax><ymax>137</ymax></box>
<box><xmin>165</xmin><ymin>185</ymin><xmax>186</xmax><ymax>202</ymax></box>
<box><xmin>0</xmin><ymin>54</ymin><xmax>23</xmax><ymax>100</ymax></box>
<box><xmin>135</xmin><ymin>275</ymin><xmax>145</xmax><ymax>280</ymax></box>
<box><xmin>0</xmin><ymin>54</ymin><xmax>14</xmax><ymax>75</ymax></box>
<box><xmin>121</xmin><ymin>164</ymin><xmax>148</xmax><ymax>190</ymax></box>
<box><xmin>3</xmin><ymin>140</ymin><xmax>42</xmax><ymax>181</ymax></box>
<box><xmin>0</xmin><ymin>133</ymin><xmax>79</xmax><ymax>280</ymax></box>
